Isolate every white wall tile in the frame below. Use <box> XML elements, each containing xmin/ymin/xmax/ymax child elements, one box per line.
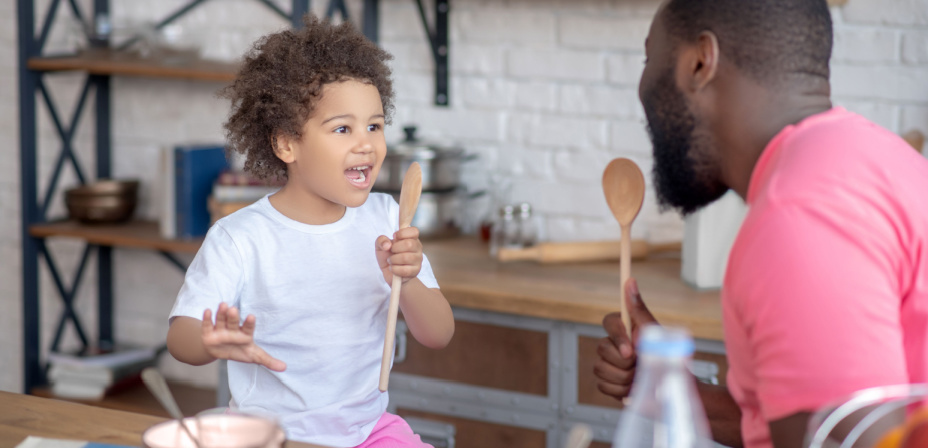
<box><xmin>606</xmin><ymin>53</ymin><xmax>646</xmax><ymax>87</ymax></box>
<box><xmin>832</xmin><ymin>27</ymin><xmax>900</xmax><ymax>63</ymax></box>
<box><xmin>507</xmin><ymin>49</ymin><xmax>605</xmax><ymax>82</ymax></box>
<box><xmin>559</xmin><ymin>84</ymin><xmax>638</xmax><ymax>118</ymax></box>
<box><xmin>455</xmin><ymin>9</ymin><xmax>556</xmax><ymax>47</ymax></box>
<box><xmin>840</xmin><ymin>0</ymin><xmax>928</xmax><ymax>26</ymax></box>
<box><xmin>831</xmin><ymin>64</ymin><xmax>928</xmax><ymax>102</ymax></box>
<box><xmin>460</xmin><ymin>78</ymin><xmax>515</xmax><ymax>109</ymax></box>
<box><xmin>507</xmin><ymin>113</ymin><xmax>609</xmax><ymax>149</ymax></box>
<box><xmin>512</xmin><ymin>81</ymin><xmax>559</xmax><ymax>112</ymax></box>
<box><xmin>609</xmin><ymin>119</ymin><xmax>652</xmax><ymax>155</ymax></box>
<box><xmin>559</xmin><ymin>16</ymin><xmax>651</xmax><ymax>51</ymax></box>
<box><xmin>450</xmin><ymin>43</ymin><xmax>506</xmax><ymax>76</ymax></box>
<box><xmin>902</xmin><ymin>30</ymin><xmax>928</xmax><ymax>64</ymax></box>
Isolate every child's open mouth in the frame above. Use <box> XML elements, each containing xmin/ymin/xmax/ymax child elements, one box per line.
<box><xmin>345</xmin><ymin>165</ymin><xmax>372</xmax><ymax>188</ymax></box>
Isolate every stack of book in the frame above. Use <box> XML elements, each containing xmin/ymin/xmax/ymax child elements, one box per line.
<box><xmin>208</xmin><ymin>170</ymin><xmax>283</xmax><ymax>224</ymax></box>
<box><xmin>47</xmin><ymin>344</ymin><xmax>162</xmax><ymax>401</ymax></box>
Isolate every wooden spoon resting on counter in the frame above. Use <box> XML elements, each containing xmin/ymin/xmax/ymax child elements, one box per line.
<box><xmin>380</xmin><ymin>162</ymin><xmax>423</xmax><ymax>392</ymax></box>
<box><xmin>602</xmin><ymin>158</ymin><xmax>646</xmax><ymax>334</ymax></box>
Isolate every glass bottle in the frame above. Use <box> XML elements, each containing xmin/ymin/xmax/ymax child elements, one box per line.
<box><xmin>613</xmin><ymin>325</ymin><xmax>713</xmax><ymax>448</ymax></box>
<box><xmin>516</xmin><ymin>202</ymin><xmax>537</xmax><ymax>247</ymax></box>
<box><xmin>490</xmin><ymin>205</ymin><xmax>518</xmax><ymax>256</ymax></box>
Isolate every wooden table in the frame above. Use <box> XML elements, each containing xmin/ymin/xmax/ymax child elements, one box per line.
<box><xmin>0</xmin><ymin>391</ymin><xmax>324</xmax><ymax>448</ymax></box>
<box><xmin>424</xmin><ymin>238</ymin><xmax>724</xmax><ymax>341</ymax></box>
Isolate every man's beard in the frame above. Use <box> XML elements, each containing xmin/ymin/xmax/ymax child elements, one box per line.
<box><xmin>641</xmin><ymin>69</ymin><xmax>727</xmax><ymax>216</ymax></box>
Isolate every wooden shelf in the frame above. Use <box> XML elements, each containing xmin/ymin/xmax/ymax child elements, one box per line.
<box><xmin>32</xmin><ymin>380</ymin><xmax>217</xmax><ymax>418</ymax></box>
<box><xmin>29</xmin><ymin>220</ymin><xmax>203</xmax><ymax>254</ymax></box>
<box><xmin>28</xmin><ymin>49</ymin><xmax>238</xmax><ymax>82</ymax></box>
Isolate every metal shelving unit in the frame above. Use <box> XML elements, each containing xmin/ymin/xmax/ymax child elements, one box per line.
<box><xmin>17</xmin><ymin>0</ymin><xmax>459</xmax><ymax>395</ymax></box>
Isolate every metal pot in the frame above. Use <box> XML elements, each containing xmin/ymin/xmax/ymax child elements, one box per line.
<box><xmin>376</xmin><ymin>126</ymin><xmax>474</xmax><ymax>192</ymax></box>
<box><xmin>381</xmin><ymin>189</ymin><xmax>484</xmax><ymax>239</ymax></box>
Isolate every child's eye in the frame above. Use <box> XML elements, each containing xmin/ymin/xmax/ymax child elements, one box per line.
<box><xmin>367</xmin><ymin>124</ymin><xmax>382</xmax><ymax>132</ymax></box>
<box><xmin>334</xmin><ymin>126</ymin><xmax>349</xmax><ymax>134</ymax></box>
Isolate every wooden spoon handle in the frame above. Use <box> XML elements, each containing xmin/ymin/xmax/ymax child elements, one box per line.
<box><xmin>619</xmin><ymin>225</ymin><xmax>632</xmax><ymax>335</ymax></box>
<box><xmin>379</xmin><ymin>275</ymin><xmax>403</xmax><ymax>392</ymax></box>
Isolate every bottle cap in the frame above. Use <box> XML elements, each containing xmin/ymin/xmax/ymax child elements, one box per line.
<box><xmin>637</xmin><ymin>324</ymin><xmax>694</xmax><ymax>357</ymax></box>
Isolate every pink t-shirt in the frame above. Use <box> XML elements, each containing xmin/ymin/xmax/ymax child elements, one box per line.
<box><xmin>722</xmin><ymin>107</ymin><xmax>928</xmax><ymax>447</ymax></box>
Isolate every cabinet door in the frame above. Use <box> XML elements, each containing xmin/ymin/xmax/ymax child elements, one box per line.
<box><xmin>394</xmin><ymin>319</ymin><xmax>548</xmax><ymax>396</ymax></box>
<box><xmin>397</xmin><ymin>408</ymin><xmax>547</xmax><ymax>448</ymax></box>
<box><xmin>575</xmin><ymin>335</ymin><xmax>728</xmax><ymax>409</ymax></box>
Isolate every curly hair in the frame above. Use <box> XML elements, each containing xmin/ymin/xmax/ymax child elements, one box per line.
<box><xmin>220</xmin><ymin>15</ymin><xmax>395</xmax><ymax>181</ymax></box>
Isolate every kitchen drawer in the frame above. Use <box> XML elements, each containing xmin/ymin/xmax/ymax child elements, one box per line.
<box><xmin>575</xmin><ymin>335</ymin><xmax>728</xmax><ymax>409</ymax></box>
<box><xmin>394</xmin><ymin>319</ymin><xmax>548</xmax><ymax>396</ymax></box>
<box><xmin>397</xmin><ymin>408</ymin><xmax>547</xmax><ymax>448</ymax></box>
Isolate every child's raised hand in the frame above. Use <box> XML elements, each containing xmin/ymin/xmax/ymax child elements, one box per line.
<box><xmin>201</xmin><ymin>302</ymin><xmax>287</xmax><ymax>372</ymax></box>
<box><xmin>375</xmin><ymin>227</ymin><xmax>423</xmax><ymax>285</ymax></box>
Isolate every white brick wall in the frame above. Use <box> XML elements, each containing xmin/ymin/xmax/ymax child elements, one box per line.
<box><xmin>2</xmin><ymin>0</ymin><xmax>928</xmax><ymax>393</ymax></box>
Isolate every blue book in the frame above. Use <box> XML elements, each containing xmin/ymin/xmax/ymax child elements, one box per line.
<box><xmin>174</xmin><ymin>144</ymin><xmax>229</xmax><ymax>239</ymax></box>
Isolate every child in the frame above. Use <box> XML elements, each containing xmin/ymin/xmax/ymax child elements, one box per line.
<box><xmin>166</xmin><ymin>16</ymin><xmax>455</xmax><ymax>447</ymax></box>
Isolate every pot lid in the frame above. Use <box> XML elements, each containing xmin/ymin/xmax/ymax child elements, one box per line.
<box><xmin>387</xmin><ymin>126</ymin><xmax>464</xmax><ymax>159</ymax></box>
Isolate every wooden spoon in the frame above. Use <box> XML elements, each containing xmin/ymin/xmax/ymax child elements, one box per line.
<box><xmin>141</xmin><ymin>367</ymin><xmax>202</xmax><ymax>448</ymax></box>
<box><xmin>602</xmin><ymin>158</ymin><xmax>646</xmax><ymax>334</ymax></box>
<box><xmin>379</xmin><ymin>162</ymin><xmax>423</xmax><ymax>392</ymax></box>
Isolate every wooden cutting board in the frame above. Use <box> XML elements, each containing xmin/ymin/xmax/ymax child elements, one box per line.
<box><xmin>496</xmin><ymin>239</ymin><xmax>681</xmax><ymax>264</ymax></box>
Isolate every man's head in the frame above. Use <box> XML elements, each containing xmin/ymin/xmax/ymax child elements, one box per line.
<box><xmin>639</xmin><ymin>0</ymin><xmax>833</xmax><ymax>215</ymax></box>
<box><xmin>221</xmin><ymin>15</ymin><xmax>394</xmax><ymax>182</ymax></box>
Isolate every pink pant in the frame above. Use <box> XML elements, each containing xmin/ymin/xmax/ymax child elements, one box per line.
<box><xmin>354</xmin><ymin>413</ymin><xmax>434</xmax><ymax>448</ymax></box>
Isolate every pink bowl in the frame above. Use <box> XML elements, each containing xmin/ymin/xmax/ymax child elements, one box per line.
<box><xmin>142</xmin><ymin>415</ymin><xmax>285</xmax><ymax>448</ymax></box>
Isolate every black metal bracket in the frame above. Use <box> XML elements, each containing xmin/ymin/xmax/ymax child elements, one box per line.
<box><xmin>414</xmin><ymin>0</ymin><xmax>449</xmax><ymax>106</ymax></box>
<box><xmin>38</xmin><ymin>241</ymin><xmax>92</xmax><ymax>352</ymax></box>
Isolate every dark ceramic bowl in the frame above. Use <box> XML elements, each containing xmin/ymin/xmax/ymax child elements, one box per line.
<box><xmin>65</xmin><ymin>179</ymin><xmax>139</xmax><ymax>224</ymax></box>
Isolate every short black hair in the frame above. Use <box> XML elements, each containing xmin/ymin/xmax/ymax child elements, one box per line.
<box><xmin>663</xmin><ymin>0</ymin><xmax>832</xmax><ymax>84</ymax></box>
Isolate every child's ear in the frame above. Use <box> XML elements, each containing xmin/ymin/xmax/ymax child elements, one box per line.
<box><xmin>273</xmin><ymin>132</ymin><xmax>295</xmax><ymax>164</ymax></box>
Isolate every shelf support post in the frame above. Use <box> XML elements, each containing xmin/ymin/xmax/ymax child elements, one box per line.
<box><xmin>19</xmin><ymin>0</ymin><xmax>42</xmax><ymax>394</ymax></box>
<box><xmin>292</xmin><ymin>0</ymin><xmax>310</xmax><ymax>28</ymax></box>
<box><xmin>93</xmin><ymin>0</ymin><xmax>114</xmax><ymax>350</ymax></box>
<box><xmin>363</xmin><ymin>0</ymin><xmax>379</xmax><ymax>44</ymax></box>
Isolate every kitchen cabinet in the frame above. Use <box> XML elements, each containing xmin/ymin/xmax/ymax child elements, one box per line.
<box><xmin>386</xmin><ymin>238</ymin><xmax>725</xmax><ymax>448</ymax></box>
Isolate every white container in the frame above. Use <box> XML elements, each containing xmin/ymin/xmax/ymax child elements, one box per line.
<box><xmin>681</xmin><ymin>190</ymin><xmax>748</xmax><ymax>289</ymax></box>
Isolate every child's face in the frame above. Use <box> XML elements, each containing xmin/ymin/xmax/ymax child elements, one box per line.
<box><xmin>279</xmin><ymin>79</ymin><xmax>386</xmax><ymax>209</ymax></box>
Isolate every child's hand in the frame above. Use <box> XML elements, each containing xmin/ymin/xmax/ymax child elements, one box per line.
<box><xmin>201</xmin><ymin>303</ymin><xmax>287</xmax><ymax>372</ymax></box>
<box><xmin>375</xmin><ymin>227</ymin><xmax>423</xmax><ymax>285</ymax></box>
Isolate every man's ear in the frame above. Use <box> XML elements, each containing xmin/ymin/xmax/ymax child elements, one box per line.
<box><xmin>274</xmin><ymin>132</ymin><xmax>295</xmax><ymax>164</ymax></box>
<box><xmin>676</xmin><ymin>30</ymin><xmax>720</xmax><ymax>93</ymax></box>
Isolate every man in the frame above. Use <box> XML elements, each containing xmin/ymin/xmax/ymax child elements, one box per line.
<box><xmin>594</xmin><ymin>1</ymin><xmax>928</xmax><ymax>447</ymax></box>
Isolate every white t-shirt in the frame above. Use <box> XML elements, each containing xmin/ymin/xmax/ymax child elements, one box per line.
<box><xmin>169</xmin><ymin>193</ymin><xmax>439</xmax><ymax>446</ymax></box>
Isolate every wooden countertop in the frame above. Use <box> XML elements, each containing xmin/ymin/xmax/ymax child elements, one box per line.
<box><xmin>424</xmin><ymin>238</ymin><xmax>723</xmax><ymax>341</ymax></box>
<box><xmin>0</xmin><ymin>391</ymin><xmax>323</xmax><ymax>447</ymax></box>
